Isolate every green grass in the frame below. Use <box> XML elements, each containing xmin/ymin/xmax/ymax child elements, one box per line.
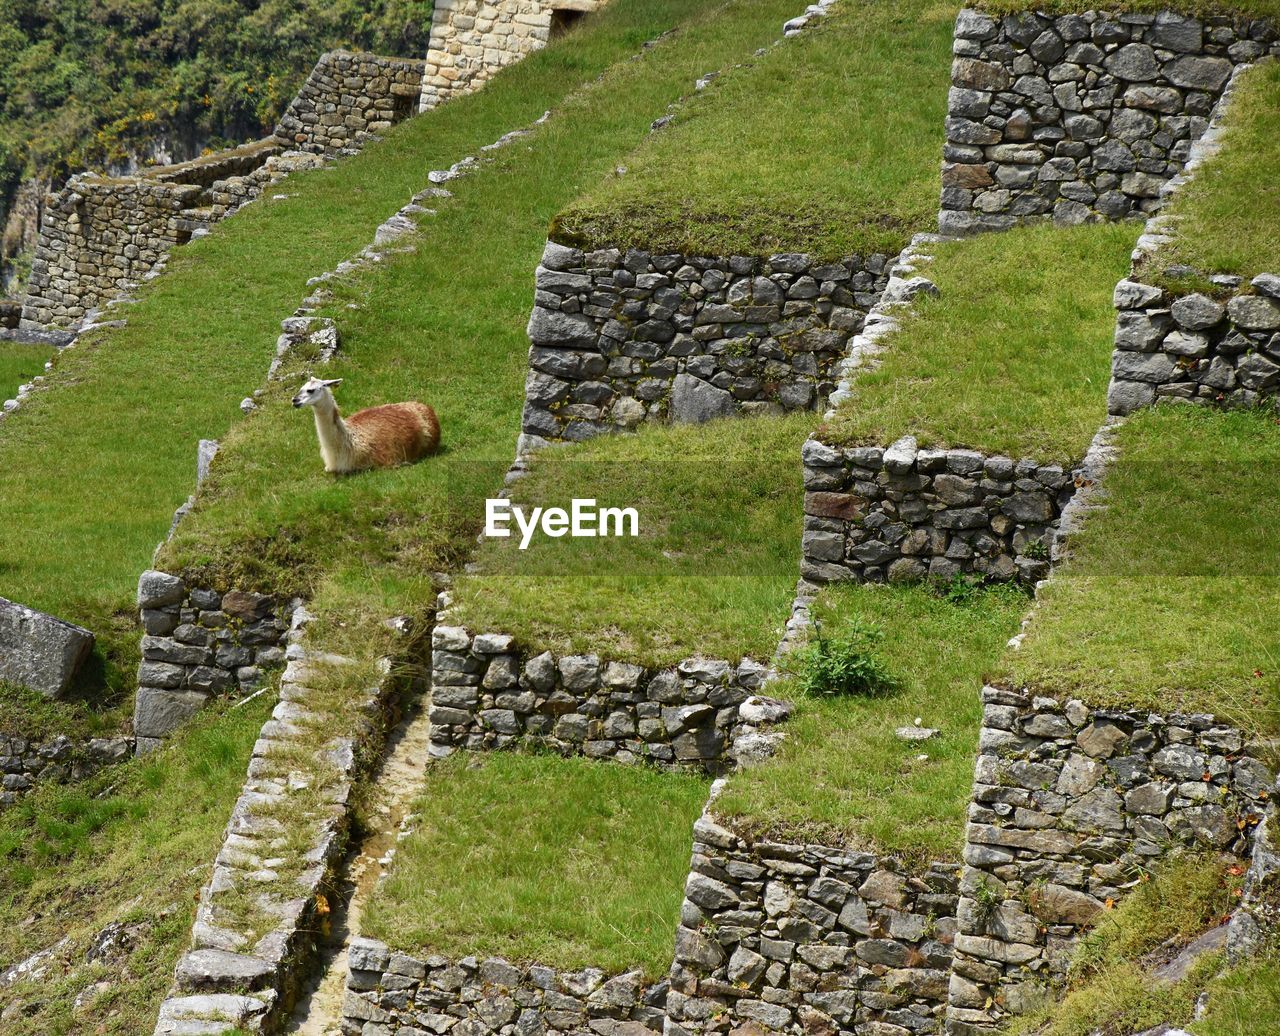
<box><xmin>1011</xmin><ymin>852</ymin><xmax>1244</xmax><ymax>1036</ymax></box>
<box><xmin>451</xmin><ymin>414</ymin><xmax>812</xmax><ymax>668</ymax></box>
<box><xmin>0</xmin><ymin>694</ymin><xmax>270</xmax><ymax>1036</ymax></box>
<box><xmin>0</xmin><ymin>0</ymin><xmax>804</xmax><ymax>716</ymax></box>
<box><xmin>160</xmin><ymin>0</ymin><xmax>813</xmax><ymax>657</ymax></box>
<box><xmin>1142</xmin><ymin>60</ymin><xmax>1280</xmax><ymax>289</ymax></box>
<box><xmin>0</xmin><ymin>682</ymin><xmax>128</xmax><ymax>742</ymax></box>
<box><xmin>977</xmin><ymin>0</ymin><xmax>1280</xmax><ymax>21</ymax></box>
<box><xmin>820</xmin><ymin>222</ymin><xmax>1137</xmax><ymax>465</ymax></box>
<box><xmin>1005</xmin><ymin>406</ymin><xmax>1280</xmax><ymax>735</ymax></box>
<box><xmin>362</xmin><ymin>752</ymin><xmax>709</xmax><ymax>977</ymax></box>
<box><xmin>0</xmin><ymin>343</ymin><xmax>49</xmax><ymax>401</ymax></box>
<box><xmin>713</xmin><ymin>581</ymin><xmax>1028</xmax><ymax>862</ymax></box>
<box><xmin>1193</xmin><ymin>959</ymin><xmax>1280</xmax><ymax>1036</ymax></box>
<box><xmin>554</xmin><ymin>0</ymin><xmax>956</xmax><ymax>260</ymax></box>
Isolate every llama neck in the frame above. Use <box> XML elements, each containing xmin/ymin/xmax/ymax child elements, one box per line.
<box><xmin>312</xmin><ymin>394</ymin><xmax>354</xmax><ymax>468</ymax></box>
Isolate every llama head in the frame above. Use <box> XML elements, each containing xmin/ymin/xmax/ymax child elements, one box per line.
<box><xmin>292</xmin><ymin>376</ymin><xmax>343</xmax><ymax>408</ymax></box>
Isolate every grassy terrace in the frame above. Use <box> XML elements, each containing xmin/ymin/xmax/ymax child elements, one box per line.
<box><xmin>820</xmin><ymin>222</ymin><xmax>1137</xmax><ymax>465</ymax></box>
<box><xmin>363</xmin><ymin>753</ymin><xmax>708</xmax><ymax>976</ymax></box>
<box><xmin>0</xmin><ymin>343</ymin><xmax>48</xmax><ymax>401</ymax></box>
<box><xmin>1005</xmin><ymin>406</ymin><xmax>1280</xmax><ymax>735</ymax></box>
<box><xmin>0</xmin><ymin>696</ymin><xmax>270</xmax><ymax>1036</ymax></box>
<box><xmin>977</xmin><ymin>0</ymin><xmax>1280</xmax><ymax>21</ymax></box>
<box><xmin>0</xmin><ymin>0</ymin><xmax>806</xmax><ymax>715</ymax></box>
<box><xmin>451</xmin><ymin>415</ymin><xmax>811</xmax><ymax>667</ymax></box>
<box><xmin>713</xmin><ymin>582</ymin><xmax>1026</xmax><ymax>862</ymax></box>
<box><xmin>1141</xmin><ymin>59</ymin><xmax>1280</xmax><ymax>289</ymax></box>
<box><xmin>554</xmin><ymin>0</ymin><xmax>955</xmax><ymax>260</ymax></box>
<box><xmin>159</xmin><ymin>0</ymin><xmax>821</xmax><ymax>644</ymax></box>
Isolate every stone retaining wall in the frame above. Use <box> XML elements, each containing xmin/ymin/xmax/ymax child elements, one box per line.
<box><xmin>275</xmin><ymin>50</ymin><xmax>427</xmax><ymax>156</ymax></box>
<box><xmin>1</xmin><ymin>733</ymin><xmax>134</xmax><ymax>806</ymax></box>
<box><xmin>341</xmin><ymin>940</ymin><xmax>663</xmax><ymax>1036</ymax></box>
<box><xmin>941</xmin><ymin>7</ymin><xmax>1278</xmax><ymax>235</ymax></box>
<box><xmin>421</xmin><ymin>1</ymin><xmax>608</xmax><ymax>112</ymax></box>
<box><xmin>1108</xmin><ymin>272</ymin><xmax>1280</xmax><ymax>414</ymax></box>
<box><xmin>520</xmin><ymin>242</ymin><xmax>893</xmax><ymax>449</ymax></box>
<box><xmin>430</xmin><ymin>623</ymin><xmax>790</xmax><ymax>772</ymax></box>
<box><xmin>668</xmin><ymin>805</ymin><xmax>958</xmax><ymax>1036</ymax></box>
<box><xmin>133</xmin><ymin>570</ymin><xmax>298</xmax><ymax>753</ymax></box>
<box><xmin>801</xmin><ymin>435</ymin><xmax>1074</xmax><ymax>587</ymax></box>
<box><xmin>945</xmin><ymin>686</ymin><xmax>1274</xmax><ymax>1034</ymax></box>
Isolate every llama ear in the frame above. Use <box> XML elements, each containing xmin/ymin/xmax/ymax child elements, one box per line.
<box><xmin>321</xmin><ymin>378</ymin><xmax>343</xmax><ymax>388</ymax></box>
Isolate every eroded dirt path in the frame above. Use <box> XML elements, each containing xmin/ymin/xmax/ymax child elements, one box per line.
<box><xmin>285</xmin><ymin>697</ymin><xmax>433</xmax><ymax>1035</ymax></box>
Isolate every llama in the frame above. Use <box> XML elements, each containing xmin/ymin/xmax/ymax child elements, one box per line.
<box><xmin>292</xmin><ymin>376</ymin><xmax>440</xmax><ymax>474</ymax></box>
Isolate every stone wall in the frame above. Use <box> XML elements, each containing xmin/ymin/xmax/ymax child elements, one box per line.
<box><xmin>801</xmin><ymin>435</ymin><xmax>1075</xmax><ymax>587</ymax></box>
<box><xmin>520</xmin><ymin>241</ymin><xmax>893</xmax><ymax>450</ymax></box>
<box><xmin>945</xmin><ymin>686</ymin><xmax>1274</xmax><ymax>1034</ymax></box>
<box><xmin>941</xmin><ymin>7</ymin><xmax>1278</xmax><ymax>235</ymax></box>
<box><xmin>430</xmin><ymin>623</ymin><xmax>791</xmax><ymax>772</ymax></box>
<box><xmin>1108</xmin><ymin>272</ymin><xmax>1280</xmax><ymax>414</ymax></box>
<box><xmin>19</xmin><ymin>175</ymin><xmax>219</xmax><ymax>329</ymax></box>
<box><xmin>1</xmin><ymin>733</ymin><xmax>134</xmax><ymax>806</ymax></box>
<box><xmin>274</xmin><ymin>50</ymin><xmax>427</xmax><ymax>156</ymax></box>
<box><xmin>668</xmin><ymin>806</ymin><xmax>958</xmax><ymax>1036</ymax></box>
<box><xmin>341</xmin><ymin>939</ymin><xmax>664</xmax><ymax>1036</ymax></box>
<box><xmin>421</xmin><ymin>1</ymin><xmax>608</xmax><ymax>111</ymax></box>
<box><xmin>133</xmin><ymin>570</ymin><xmax>298</xmax><ymax>753</ymax></box>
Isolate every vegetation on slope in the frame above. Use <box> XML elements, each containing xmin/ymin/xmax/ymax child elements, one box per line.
<box><xmin>712</xmin><ymin>582</ymin><xmax>1027</xmax><ymax>862</ymax></box>
<box><xmin>451</xmin><ymin>415</ymin><xmax>812</xmax><ymax>668</ymax></box>
<box><xmin>1011</xmin><ymin>852</ymin><xmax>1245</xmax><ymax>1036</ymax></box>
<box><xmin>158</xmin><ymin>0</ymin><xmax>815</xmax><ymax>657</ymax></box>
<box><xmin>554</xmin><ymin>0</ymin><xmax>955</xmax><ymax>259</ymax></box>
<box><xmin>0</xmin><ymin>695</ymin><xmax>270</xmax><ymax>1035</ymax></box>
<box><xmin>0</xmin><ymin>0</ymin><xmax>801</xmax><ymax>717</ymax></box>
<box><xmin>0</xmin><ymin>340</ymin><xmax>47</xmax><ymax>399</ymax></box>
<box><xmin>1005</xmin><ymin>406</ymin><xmax>1280</xmax><ymax>735</ymax></box>
<box><xmin>363</xmin><ymin>752</ymin><xmax>708</xmax><ymax>976</ymax></box>
<box><xmin>820</xmin><ymin>222</ymin><xmax>1137</xmax><ymax>465</ymax></box>
<box><xmin>0</xmin><ymin>0</ymin><xmax>431</xmax><ymax>262</ymax></box>
<box><xmin>1141</xmin><ymin>59</ymin><xmax>1280</xmax><ymax>289</ymax></box>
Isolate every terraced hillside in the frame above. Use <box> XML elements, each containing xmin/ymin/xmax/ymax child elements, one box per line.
<box><xmin>1</xmin><ymin>1</ymin><xmax>1278</xmax><ymax>1035</ymax></box>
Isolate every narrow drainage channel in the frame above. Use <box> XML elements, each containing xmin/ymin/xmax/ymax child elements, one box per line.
<box><xmin>285</xmin><ymin>693</ymin><xmax>434</xmax><ymax>1035</ymax></box>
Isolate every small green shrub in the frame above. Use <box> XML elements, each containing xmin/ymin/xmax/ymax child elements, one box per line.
<box><xmin>786</xmin><ymin>617</ymin><xmax>897</xmax><ymax>698</ymax></box>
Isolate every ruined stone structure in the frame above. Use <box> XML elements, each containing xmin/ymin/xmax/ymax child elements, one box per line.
<box><xmin>420</xmin><ymin>1</ymin><xmax>608</xmax><ymax>111</ymax></box>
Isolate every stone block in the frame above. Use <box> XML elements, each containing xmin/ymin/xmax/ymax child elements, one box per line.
<box><xmin>0</xmin><ymin>596</ymin><xmax>94</xmax><ymax>698</ymax></box>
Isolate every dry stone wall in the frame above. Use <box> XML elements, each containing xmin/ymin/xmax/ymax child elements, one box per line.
<box><xmin>421</xmin><ymin>1</ymin><xmax>608</xmax><ymax>111</ymax></box>
<box><xmin>429</xmin><ymin>622</ymin><xmax>790</xmax><ymax>773</ymax></box>
<box><xmin>520</xmin><ymin>241</ymin><xmax>892</xmax><ymax>449</ymax></box>
<box><xmin>274</xmin><ymin>51</ymin><xmax>427</xmax><ymax>156</ymax></box>
<box><xmin>1</xmin><ymin>733</ymin><xmax>133</xmax><ymax>806</ymax></box>
<box><xmin>341</xmin><ymin>940</ymin><xmax>664</xmax><ymax>1036</ymax></box>
<box><xmin>133</xmin><ymin>570</ymin><xmax>298</xmax><ymax>753</ymax></box>
<box><xmin>941</xmin><ymin>7</ymin><xmax>1278</xmax><ymax>235</ymax></box>
<box><xmin>801</xmin><ymin>435</ymin><xmax>1074</xmax><ymax>587</ymax></box>
<box><xmin>945</xmin><ymin>687</ymin><xmax>1274</xmax><ymax>1034</ymax></box>
<box><xmin>667</xmin><ymin>805</ymin><xmax>958</xmax><ymax>1036</ymax></box>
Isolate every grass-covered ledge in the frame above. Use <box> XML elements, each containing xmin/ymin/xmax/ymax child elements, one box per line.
<box><xmin>552</xmin><ymin>0</ymin><xmax>954</xmax><ymax>260</ymax></box>
<box><xmin>974</xmin><ymin>0</ymin><xmax>1280</xmax><ymax>23</ymax></box>
<box><xmin>451</xmin><ymin>414</ymin><xmax>812</xmax><ymax>668</ymax></box>
<box><xmin>1138</xmin><ymin>58</ymin><xmax>1280</xmax><ymax>289</ymax></box>
<box><xmin>0</xmin><ymin>342</ymin><xmax>48</xmax><ymax>401</ymax></box>
<box><xmin>818</xmin><ymin>222</ymin><xmax>1137</xmax><ymax>466</ymax></box>
<box><xmin>362</xmin><ymin>752</ymin><xmax>709</xmax><ymax>976</ymax></box>
<box><xmin>712</xmin><ymin>581</ymin><xmax>1028</xmax><ymax>863</ymax></box>
<box><xmin>1002</xmin><ymin>405</ymin><xmax>1280</xmax><ymax>736</ymax></box>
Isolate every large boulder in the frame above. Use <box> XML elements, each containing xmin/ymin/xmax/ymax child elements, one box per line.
<box><xmin>0</xmin><ymin>596</ymin><xmax>94</xmax><ymax>698</ymax></box>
